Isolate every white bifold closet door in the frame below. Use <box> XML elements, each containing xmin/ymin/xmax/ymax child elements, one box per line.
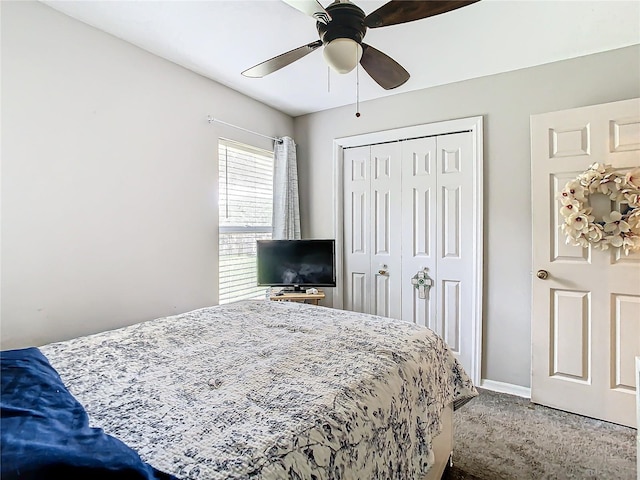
<box><xmin>343</xmin><ymin>132</ymin><xmax>475</xmax><ymax>374</ymax></box>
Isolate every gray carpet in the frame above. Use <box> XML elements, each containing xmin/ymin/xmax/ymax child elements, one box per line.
<box><xmin>442</xmin><ymin>389</ymin><xmax>637</xmax><ymax>480</ymax></box>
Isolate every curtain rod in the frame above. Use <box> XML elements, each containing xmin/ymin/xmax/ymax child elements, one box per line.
<box><xmin>207</xmin><ymin>116</ymin><xmax>282</xmax><ymax>144</ymax></box>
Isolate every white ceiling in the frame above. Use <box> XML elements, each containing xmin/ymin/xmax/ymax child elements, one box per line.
<box><xmin>42</xmin><ymin>0</ymin><xmax>640</xmax><ymax>117</ymax></box>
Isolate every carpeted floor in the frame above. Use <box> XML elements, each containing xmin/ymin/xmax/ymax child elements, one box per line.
<box><xmin>442</xmin><ymin>389</ymin><xmax>637</xmax><ymax>480</ymax></box>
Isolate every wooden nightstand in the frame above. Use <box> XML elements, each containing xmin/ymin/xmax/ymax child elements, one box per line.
<box><xmin>269</xmin><ymin>290</ymin><xmax>325</xmax><ymax>305</ymax></box>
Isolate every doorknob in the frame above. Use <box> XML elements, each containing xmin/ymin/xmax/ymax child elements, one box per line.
<box><xmin>378</xmin><ymin>264</ymin><xmax>388</xmax><ymax>275</ymax></box>
<box><xmin>536</xmin><ymin>270</ymin><xmax>549</xmax><ymax>280</ymax></box>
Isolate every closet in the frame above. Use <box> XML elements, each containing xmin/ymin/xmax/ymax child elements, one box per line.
<box><xmin>338</xmin><ymin>118</ymin><xmax>482</xmax><ymax>380</ymax></box>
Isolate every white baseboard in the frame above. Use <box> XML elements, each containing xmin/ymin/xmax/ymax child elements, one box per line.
<box><xmin>480</xmin><ymin>379</ymin><xmax>531</xmax><ymax>398</ymax></box>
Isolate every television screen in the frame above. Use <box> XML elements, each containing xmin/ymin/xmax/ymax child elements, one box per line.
<box><xmin>257</xmin><ymin>239</ymin><xmax>336</xmax><ymax>291</ymax></box>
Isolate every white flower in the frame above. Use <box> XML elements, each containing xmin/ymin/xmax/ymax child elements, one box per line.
<box><xmin>593</xmin><ymin>239</ymin><xmax>610</xmax><ymax>250</ymax></box>
<box><xmin>577</xmin><ymin>237</ymin><xmax>590</xmax><ymax>248</ymax></box>
<box><xmin>579</xmin><ymin>172</ymin><xmax>598</xmax><ymax>188</ymax></box>
<box><xmin>566</xmin><ymin>212</ymin><xmax>591</xmax><ymax>232</ymax></box>
<box><xmin>596</xmin><ymin>179</ymin><xmax>616</xmax><ymax>195</ymax></box>
<box><xmin>625</xmin><ymin>168</ymin><xmax>640</xmax><ymax>190</ymax></box>
<box><xmin>586</xmin><ymin>225</ymin><xmax>604</xmax><ymax>242</ymax></box>
<box><xmin>581</xmin><ymin>163</ymin><xmax>609</xmax><ymax>189</ymax></box>
<box><xmin>625</xmin><ymin>192</ymin><xmax>640</xmax><ymax>206</ymax></box>
<box><xmin>603</xmin><ymin>210</ymin><xmax>631</xmax><ymax>235</ymax></box>
<box><xmin>608</xmin><ymin>235</ymin><xmax>624</xmax><ymax>248</ymax></box>
<box><xmin>609</xmin><ymin>188</ymin><xmax>630</xmax><ymax>202</ymax></box>
<box><xmin>622</xmin><ymin>235</ymin><xmax>640</xmax><ymax>255</ymax></box>
<box><xmin>627</xmin><ymin>209</ymin><xmax>640</xmax><ymax>229</ymax></box>
<box><xmin>563</xmin><ymin>227</ymin><xmax>589</xmax><ymax>247</ymax></box>
<box><xmin>556</xmin><ymin>192</ymin><xmax>571</xmax><ymax>205</ymax></box>
<box><xmin>613</xmin><ymin>175</ymin><xmax>625</xmax><ymax>189</ymax></box>
<box><xmin>557</xmin><ymin>192</ymin><xmax>575</xmax><ymax>205</ymax></box>
<box><xmin>560</xmin><ymin>202</ymin><xmax>581</xmax><ymax>218</ymax></box>
<box><xmin>559</xmin><ymin>180</ymin><xmax>587</xmax><ymax>202</ymax></box>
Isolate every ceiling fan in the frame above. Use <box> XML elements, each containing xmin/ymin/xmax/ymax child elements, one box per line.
<box><xmin>242</xmin><ymin>0</ymin><xmax>479</xmax><ymax>90</ymax></box>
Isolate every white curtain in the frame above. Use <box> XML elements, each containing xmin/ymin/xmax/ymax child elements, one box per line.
<box><xmin>272</xmin><ymin>136</ymin><xmax>301</xmax><ymax>240</ymax></box>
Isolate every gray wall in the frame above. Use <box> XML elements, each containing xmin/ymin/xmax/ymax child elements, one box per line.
<box><xmin>1</xmin><ymin>1</ymin><xmax>294</xmax><ymax>349</ymax></box>
<box><xmin>293</xmin><ymin>45</ymin><xmax>640</xmax><ymax>388</ymax></box>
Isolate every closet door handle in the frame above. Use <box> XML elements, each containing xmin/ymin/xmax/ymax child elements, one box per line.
<box><xmin>411</xmin><ymin>268</ymin><xmax>433</xmax><ymax>299</ymax></box>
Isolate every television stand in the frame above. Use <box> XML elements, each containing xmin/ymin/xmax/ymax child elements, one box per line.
<box><xmin>269</xmin><ymin>289</ymin><xmax>325</xmax><ymax>306</ymax></box>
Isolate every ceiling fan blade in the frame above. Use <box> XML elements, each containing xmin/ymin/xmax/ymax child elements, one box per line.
<box><xmin>365</xmin><ymin>0</ymin><xmax>479</xmax><ymax>28</ymax></box>
<box><xmin>359</xmin><ymin>43</ymin><xmax>409</xmax><ymax>90</ymax></box>
<box><xmin>242</xmin><ymin>40</ymin><xmax>323</xmax><ymax>78</ymax></box>
<box><xmin>282</xmin><ymin>0</ymin><xmax>331</xmax><ymax>24</ymax></box>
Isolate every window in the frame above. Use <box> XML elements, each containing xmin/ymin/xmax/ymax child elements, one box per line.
<box><xmin>218</xmin><ymin>139</ymin><xmax>273</xmax><ymax>304</ymax></box>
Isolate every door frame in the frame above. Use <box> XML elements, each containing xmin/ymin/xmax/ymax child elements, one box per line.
<box><xmin>332</xmin><ymin>116</ymin><xmax>484</xmax><ymax>384</ymax></box>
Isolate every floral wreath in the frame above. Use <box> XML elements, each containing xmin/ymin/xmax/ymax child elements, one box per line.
<box><xmin>558</xmin><ymin>163</ymin><xmax>640</xmax><ymax>255</ymax></box>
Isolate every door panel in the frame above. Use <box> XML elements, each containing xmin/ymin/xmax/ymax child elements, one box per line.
<box><xmin>351</xmin><ymin>192</ymin><xmax>366</xmax><ymax>254</ymax></box>
<box><xmin>442</xmin><ymin>186</ymin><xmax>461</xmax><ymax>258</ymax></box>
<box><xmin>375</xmin><ymin>274</ymin><xmax>391</xmax><ymax>318</ymax></box>
<box><xmin>374</xmin><ymin>190</ymin><xmax>390</xmax><ymax>255</ymax></box>
<box><xmin>350</xmin><ymin>272</ymin><xmax>367</xmax><ymax>313</ymax></box>
<box><xmin>401</xmin><ymin>137</ymin><xmax>437</xmax><ymax>329</ymax></box>
<box><xmin>531</xmin><ymin>98</ymin><xmax>640</xmax><ymax>427</ymax></box>
<box><xmin>436</xmin><ymin>132</ymin><xmax>475</xmax><ymax>369</ymax></box>
<box><xmin>613</xmin><ymin>294</ymin><xmax>640</xmax><ymax>391</ymax></box>
<box><xmin>412</xmin><ymin>188</ymin><xmax>432</xmax><ymax>258</ymax></box>
<box><xmin>442</xmin><ymin>280</ymin><xmax>461</xmax><ymax>354</ymax></box>
<box><xmin>610</xmin><ymin>116</ymin><xmax>640</xmax><ymax>152</ymax></box>
<box><xmin>344</xmin><ymin>146</ymin><xmax>371</xmax><ymax>314</ymax></box>
<box><xmin>550</xmin><ymin>289</ymin><xmax>590</xmax><ymax>381</ymax></box>
<box><xmin>370</xmin><ymin>143</ymin><xmax>402</xmax><ymax>319</ymax></box>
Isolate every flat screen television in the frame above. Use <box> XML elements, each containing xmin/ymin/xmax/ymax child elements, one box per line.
<box><xmin>257</xmin><ymin>239</ymin><xmax>336</xmax><ymax>292</ymax></box>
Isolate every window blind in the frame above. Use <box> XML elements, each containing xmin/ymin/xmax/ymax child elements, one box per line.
<box><xmin>218</xmin><ymin>139</ymin><xmax>273</xmax><ymax>304</ymax></box>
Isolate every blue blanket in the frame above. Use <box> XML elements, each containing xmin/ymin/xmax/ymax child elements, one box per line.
<box><xmin>1</xmin><ymin>347</ymin><xmax>178</xmax><ymax>480</ymax></box>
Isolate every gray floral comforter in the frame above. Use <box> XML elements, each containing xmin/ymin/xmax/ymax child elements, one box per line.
<box><xmin>41</xmin><ymin>300</ymin><xmax>477</xmax><ymax>480</ymax></box>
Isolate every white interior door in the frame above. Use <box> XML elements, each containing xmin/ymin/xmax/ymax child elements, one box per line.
<box><xmin>343</xmin><ymin>143</ymin><xmax>402</xmax><ymax>319</ymax></box>
<box><xmin>531</xmin><ymin>98</ymin><xmax>640</xmax><ymax>428</ymax></box>
<box><xmin>344</xmin><ymin>131</ymin><xmax>477</xmax><ymax>376</ymax></box>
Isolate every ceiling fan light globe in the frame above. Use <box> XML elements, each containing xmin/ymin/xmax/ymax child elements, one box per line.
<box><xmin>323</xmin><ymin>38</ymin><xmax>363</xmax><ymax>74</ymax></box>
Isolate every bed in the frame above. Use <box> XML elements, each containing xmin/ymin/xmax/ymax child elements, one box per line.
<box><xmin>1</xmin><ymin>300</ymin><xmax>477</xmax><ymax>479</ymax></box>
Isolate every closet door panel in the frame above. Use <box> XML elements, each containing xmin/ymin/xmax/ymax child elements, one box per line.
<box><xmin>343</xmin><ymin>146</ymin><xmax>372</xmax><ymax>314</ymax></box>
<box><xmin>401</xmin><ymin>137</ymin><xmax>437</xmax><ymax>328</ymax></box>
<box><xmin>370</xmin><ymin>143</ymin><xmax>403</xmax><ymax>320</ymax></box>
<box><xmin>436</xmin><ymin>132</ymin><xmax>474</xmax><ymax>360</ymax></box>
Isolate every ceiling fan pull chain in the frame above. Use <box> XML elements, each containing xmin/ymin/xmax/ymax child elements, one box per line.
<box><xmin>355</xmin><ymin>52</ymin><xmax>361</xmax><ymax>118</ymax></box>
<box><xmin>327</xmin><ymin>66</ymin><xmax>331</xmax><ymax>93</ymax></box>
